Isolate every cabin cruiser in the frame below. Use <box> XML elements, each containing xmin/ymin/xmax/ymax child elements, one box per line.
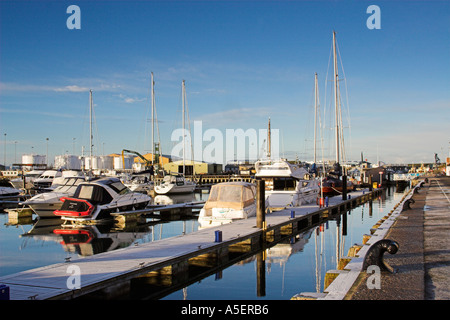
<box><xmin>154</xmin><ymin>174</ymin><xmax>196</xmax><ymax>195</ymax></box>
<box><xmin>198</xmin><ymin>181</ymin><xmax>266</xmax><ymax>228</ymax></box>
<box><xmin>32</xmin><ymin>170</ymin><xmax>63</xmax><ymax>191</ymax></box>
<box><xmin>0</xmin><ymin>186</ymin><xmax>22</xmax><ymax>198</ymax></box>
<box><xmin>54</xmin><ymin>177</ymin><xmax>152</xmax><ymax>224</ymax></box>
<box><xmin>21</xmin><ymin>176</ymin><xmax>87</xmax><ymax>218</ymax></box>
<box><xmin>121</xmin><ymin>170</ymin><xmax>154</xmax><ymax>193</ymax></box>
<box><xmin>9</xmin><ymin>170</ymin><xmax>44</xmax><ymax>190</ymax></box>
<box><xmin>255</xmin><ymin>159</ymin><xmax>320</xmax><ymax>210</ymax></box>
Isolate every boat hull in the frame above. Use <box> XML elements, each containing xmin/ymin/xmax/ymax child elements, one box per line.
<box><xmin>28</xmin><ymin>202</ymin><xmax>63</xmax><ymax>218</ymax></box>
<box><xmin>154</xmin><ymin>182</ymin><xmax>196</xmax><ymax>195</ymax></box>
<box><xmin>54</xmin><ymin>197</ymin><xmax>151</xmax><ymax>224</ymax></box>
<box><xmin>321</xmin><ymin>179</ymin><xmax>354</xmax><ymax>196</ymax></box>
<box><xmin>198</xmin><ymin>205</ymin><xmax>256</xmax><ymax>229</ymax></box>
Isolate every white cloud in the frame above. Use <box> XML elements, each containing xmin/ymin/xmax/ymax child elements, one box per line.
<box><xmin>53</xmin><ymin>85</ymin><xmax>89</xmax><ymax>92</ymax></box>
<box><xmin>0</xmin><ymin>81</ymin><xmax>121</xmax><ymax>94</ymax></box>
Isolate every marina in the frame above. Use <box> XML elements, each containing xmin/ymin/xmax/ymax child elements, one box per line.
<box><xmin>1</xmin><ymin>1</ymin><xmax>449</xmax><ymax>306</ymax></box>
<box><xmin>2</xmin><ymin>184</ymin><xmax>384</xmax><ymax>300</ymax></box>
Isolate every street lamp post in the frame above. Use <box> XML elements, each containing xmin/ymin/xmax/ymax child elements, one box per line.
<box><xmin>4</xmin><ymin>133</ymin><xmax>6</xmax><ymax>169</ymax></box>
<box><xmin>46</xmin><ymin>138</ymin><xmax>49</xmax><ymax>168</ymax></box>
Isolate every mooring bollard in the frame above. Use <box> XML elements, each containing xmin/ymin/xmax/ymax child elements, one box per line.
<box><xmin>342</xmin><ymin>175</ymin><xmax>347</xmax><ymax>201</ymax></box>
<box><xmin>256</xmin><ymin>179</ymin><xmax>265</xmax><ymax>229</ymax></box>
<box><xmin>362</xmin><ymin>239</ymin><xmax>399</xmax><ymax>273</ymax></box>
<box><xmin>0</xmin><ymin>284</ymin><xmax>10</xmax><ymax>300</ymax></box>
<box><xmin>215</xmin><ymin>230</ymin><xmax>222</xmax><ymax>243</ymax></box>
<box><xmin>291</xmin><ymin>210</ymin><xmax>295</xmax><ymax>219</ymax></box>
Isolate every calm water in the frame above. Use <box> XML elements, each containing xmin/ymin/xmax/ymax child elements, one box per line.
<box><xmin>0</xmin><ymin>185</ymin><xmax>408</xmax><ymax>299</ymax></box>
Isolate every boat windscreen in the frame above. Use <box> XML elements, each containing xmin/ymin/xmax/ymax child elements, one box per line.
<box><xmin>75</xmin><ymin>185</ymin><xmax>113</xmax><ymax>205</ymax></box>
<box><xmin>108</xmin><ymin>181</ymin><xmax>130</xmax><ymax>195</ymax></box>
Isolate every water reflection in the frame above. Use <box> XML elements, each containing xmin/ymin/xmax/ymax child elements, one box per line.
<box><xmin>162</xmin><ymin>186</ymin><xmax>408</xmax><ymax>300</ymax></box>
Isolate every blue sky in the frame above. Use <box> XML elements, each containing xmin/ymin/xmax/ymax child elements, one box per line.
<box><xmin>1</xmin><ymin>0</ymin><xmax>449</xmax><ymax>166</ymax></box>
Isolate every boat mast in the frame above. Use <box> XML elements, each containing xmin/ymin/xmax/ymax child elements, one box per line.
<box><xmin>333</xmin><ymin>31</ymin><xmax>340</xmax><ymax>165</ymax></box>
<box><xmin>182</xmin><ymin>80</ymin><xmax>186</xmax><ymax>175</ymax></box>
<box><xmin>89</xmin><ymin>89</ymin><xmax>93</xmax><ymax>165</ymax></box>
<box><xmin>151</xmin><ymin>72</ymin><xmax>155</xmax><ymax>166</ymax></box>
<box><xmin>314</xmin><ymin>73</ymin><xmax>318</xmax><ymax>164</ymax></box>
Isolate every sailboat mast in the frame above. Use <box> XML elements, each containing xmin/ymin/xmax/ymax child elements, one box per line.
<box><xmin>182</xmin><ymin>80</ymin><xmax>186</xmax><ymax>175</ymax></box>
<box><xmin>151</xmin><ymin>72</ymin><xmax>155</xmax><ymax>166</ymax></box>
<box><xmin>314</xmin><ymin>73</ymin><xmax>318</xmax><ymax>164</ymax></box>
<box><xmin>89</xmin><ymin>89</ymin><xmax>93</xmax><ymax>161</ymax></box>
<box><xmin>333</xmin><ymin>31</ymin><xmax>340</xmax><ymax>165</ymax></box>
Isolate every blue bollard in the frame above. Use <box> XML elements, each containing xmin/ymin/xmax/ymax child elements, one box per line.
<box><xmin>325</xmin><ymin>196</ymin><xmax>329</xmax><ymax>207</ymax></box>
<box><xmin>215</xmin><ymin>230</ymin><xmax>222</xmax><ymax>243</ymax></box>
<box><xmin>0</xmin><ymin>284</ymin><xmax>10</xmax><ymax>300</ymax></box>
<box><xmin>291</xmin><ymin>210</ymin><xmax>295</xmax><ymax>218</ymax></box>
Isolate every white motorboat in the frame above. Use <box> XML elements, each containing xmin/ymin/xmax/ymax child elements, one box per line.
<box><xmin>54</xmin><ymin>177</ymin><xmax>152</xmax><ymax>224</ymax></box>
<box><xmin>21</xmin><ymin>176</ymin><xmax>87</xmax><ymax>218</ymax></box>
<box><xmin>198</xmin><ymin>181</ymin><xmax>265</xmax><ymax>228</ymax></box>
<box><xmin>255</xmin><ymin>159</ymin><xmax>320</xmax><ymax>210</ymax></box>
<box><xmin>122</xmin><ymin>170</ymin><xmax>154</xmax><ymax>193</ymax></box>
<box><xmin>0</xmin><ymin>186</ymin><xmax>22</xmax><ymax>198</ymax></box>
<box><xmin>9</xmin><ymin>170</ymin><xmax>44</xmax><ymax>190</ymax></box>
<box><xmin>154</xmin><ymin>174</ymin><xmax>196</xmax><ymax>195</ymax></box>
<box><xmin>32</xmin><ymin>170</ymin><xmax>63</xmax><ymax>190</ymax></box>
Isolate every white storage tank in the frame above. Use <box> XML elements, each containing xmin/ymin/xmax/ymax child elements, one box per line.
<box><xmin>54</xmin><ymin>155</ymin><xmax>81</xmax><ymax>170</ymax></box>
<box><xmin>100</xmin><ymin>156</ymin><xmax>114</xmax><ymax>170</ymax></box>
<box><xmin>22</xmin><ymin>154</ymin><xmax>46</xmax><ymax>166</ymax></box>
<box><xmin>84</xmin><ymin>156</ymin><xmax>99</xmax><ymax>170</ymax></box>
<box><xmin>114</xmin><ymin>155</ymin><xmax>133</xmax><ymax>169</ymax></box>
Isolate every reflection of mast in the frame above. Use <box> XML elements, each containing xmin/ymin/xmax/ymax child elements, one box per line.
<box><xmin>314</xmin><ymin>225</ymin><xmax>326</xmax><ymax>293</ymax></box>
<box><xmin>314</xmin><ymin>228</ymin><xmax>320</xmax><ymax>292</ymax></box>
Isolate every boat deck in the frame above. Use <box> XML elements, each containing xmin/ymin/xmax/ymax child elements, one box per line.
<box><xmin>0</xmin><ymin>188</ymin><xmax>377</xmax><ymax>300</ymax></box>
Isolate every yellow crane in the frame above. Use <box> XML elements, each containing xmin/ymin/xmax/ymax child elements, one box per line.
<box><xmin>121</xmin><ymin>149</ymin><xmax>153</xmax><ymax>170</ymax></box>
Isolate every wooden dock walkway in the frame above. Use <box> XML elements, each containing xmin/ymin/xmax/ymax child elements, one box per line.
<box><xmin>0</xmin><ymin>188</ymin><xmax>380</xmax><ymax>300</ymax></box>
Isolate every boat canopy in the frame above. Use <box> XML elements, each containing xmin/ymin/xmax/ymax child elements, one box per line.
<box><xmin>204</xmin><ymin>182</ymin><xmax>256</xmax><ymax>211</ymax></box>
<box><xmin>255</xmin><ymin>159</ymin><xmax>309</xmax><ymax>179</ymax></box>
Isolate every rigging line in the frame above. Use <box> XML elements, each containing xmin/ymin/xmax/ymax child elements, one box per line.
<box><xmin>323</xmin><ymin>40</ymin><xmax>333</xmax><ymax>156</ymax></box>
<box><xmin>184</xmin><ymin>84</ymin><xmax>194</xmax><ymax>163</ymax></box>
<box><xmin>92</xmin><ymin>101</ymin><xmax>102</xmax><ymax>156</ymax></box>
<box><xmin>336</xmin><ymin>41</ymin><xmax>353</xmax><ymax>160</ymax></box>
<box><xmin>155</xmin><ymin>97</ymin><xmax>163</xmax><ymax>164</ymax></box>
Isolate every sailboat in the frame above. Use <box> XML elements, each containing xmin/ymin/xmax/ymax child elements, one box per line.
<box><xmin>255</xmin><ymin>118</ymin><xmax>319</xmax><ymax>210</ymax></box>
<box><xmin>122</xmin><ymin>72</ymin><xmax>161</xmax><ymax>193</ymax></box>
<box><xmin>154</xmin><ymin>80</ymin><xmax>196</xmax><ymax>195</ymax></box>
<box><xmin>321</xmin><ymin>31</ymin><xmax>354</xmax><ymax>196</ymax></box>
